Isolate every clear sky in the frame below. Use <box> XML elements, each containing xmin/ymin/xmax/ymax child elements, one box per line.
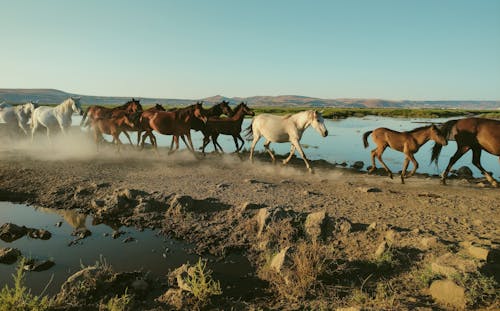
<box><xmin>0</xmin><ymin>0</ymin><xmax>499</xmax><ymax>100</ymax></box>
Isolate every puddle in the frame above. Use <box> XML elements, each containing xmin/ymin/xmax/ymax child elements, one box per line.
<box><xmin>0</xmin><ymin>202</ymin><xmax>265</xmax><ymax>299</ymax></box>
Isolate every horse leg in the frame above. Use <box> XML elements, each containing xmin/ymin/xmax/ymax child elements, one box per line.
<box><xmin>400</xmin><ymin>158</ymin><xmax>410</xmax><ymax>184</ymax></box>
<box><xmin>168</xmin><ymin>136</ymin><xmax>179</xmax><ymax>155</ymax></box>
<box><xmin>264</xmin><ymin>140</ymin><xmax>276</xmax><ymax>164</ymax></box>
<box><xmin>368</xmin><ymin>148</ymin><xmax>378</xmax><ymax>174</ymax></box>
<box><xmin>441</xmin><ymin>145</ymin><xmax>469</xmax><ymax>185</ymax></box>
<box><xmin>213</xmin><ymin>134</ymin><xmax>224</xmax><ymax>153</ymax></box>
<box><xmin>292</xmin><ymin>139</ymin><xmax>312</xmax><ymax>172</ymax></box>
<box><xmin>201</xmin><ymin>135</ymin><xmax>210</xmax><ymax>154</ymax></box>
<box><xmin>249</xmin><ymin>135</ymin><xmax>261</xmax><ymax>163</ymax></box>
<box><xmin>31</xmin><ymin>120</ymin><xmax>39</xmax><ymax>143</ymax></box>
<box><xmin>232</xmin><ymin>135</ymin><xmax>239</xmax><ymax>152</ymax></box>
<box><xmin>123</xmin><ymin>131</ymin><xmax>133</xmax><ymax>146</ymax></box>
<box><xmin>472</xmin><ymin>148</ymin><xmax>498</xmax><ymax>187</ymax></box>
<box><xmin>376</xmin><ymin>147</ymin><xmax>392</xmax><ymax>179</ymax></box>
<box><xmin>136</xmin><ymin>131</ymin><xmax>142</xmax><ymax>147</ymax></box>
<box><xmin>282</xmin><ymin>144</ymin><xmax>296</xmax><ymax>165</ymax></box>
<box><xmin>406</xmin><ymin>153</ymin><xmax>419</xmax><ymax>178</ymax></box>
<box><xmin>184</xmin><ymin>133</ymin><xmax>199</xmax><ymax>158</ymax></box>
<box><xmin>237</xmin><ymin>134</ymin><xmax>245</xmax><ymax>152</ymax></box>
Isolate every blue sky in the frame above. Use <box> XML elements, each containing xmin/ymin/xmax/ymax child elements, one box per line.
<box><xmin>0</xmin><ymin>0</ymin><xmax>499</xmax><ymax>100</ymax></box>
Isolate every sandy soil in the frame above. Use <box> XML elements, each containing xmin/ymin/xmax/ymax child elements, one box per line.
<box><xmin>0</xmin><ymin>133</ymin><xmax>498</xmax><ymax>310</ymax></box>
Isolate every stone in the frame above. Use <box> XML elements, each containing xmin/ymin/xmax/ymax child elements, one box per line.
<box><xmin>123</xmin><ymin>237</ymin><xmax>135</xmax><ymax>243</ymax></box>
<box><xmin>420</xmin><ymin>236</ymin><xmax>439</xmax><ymax>249</ymax></box>
<box><xmin>28</xmin><ymin>229</ymin><xmax>52</xmax><ymax>240</ymax></box>
<box><xmin>351</xmin><ymin>161</ymin><xmax>364</xmax><ymax>170</ymax></box>
<box><xmin>23</xmin><ymin>259</ymin><xmax>55</xmax><ymax>272</ymax></box>
<box><xmin>0</xmin><ymin>223</ymin><xmax>28</xmax><ymax>242</ymax></box>
<box><xmin>429</xmin><ymin>280</ymin><xmax>466</xmax><ymax>309</ymax></box>
<box><xmin>466</xmin><ymin>245</ymin><xmax>490</xmax><ymax>261</ymax></box>
<box><xmin>270</xmin><ymin>247</ymin><xmax>291</xmax><ymax>273</ymax></box>
<box><xmin>431</xmin><ymin>253</ymin><xmax>478</xmax><ymax>278</ymax></box>
<box><xmin>168</xmin><ymin>195</ymin><xmax>195</xmax><ymax>216</ymax></box>
<box><xmin>0</xmin><ymin>247</ymin><xmax>21</xmax><ymax>264</ymax></box>
<box><xmin>384</xmin><ymin>229</ymin><xmax>397</xmax><ymax>244</ymax></box>
<box><xmin>456</xmin><ymin>166</ymin><xmax>473</xmax><ymax>178</ymax></box>
<box><xmin>304</xmin><ymin>211</ymin><xmax>327</xmax><ymax>241</ymax></box>
<box><xmin>367</xmin><ymin>222</ymin><xmax>377</xmax><ymax>231</ymax></box>
<box><xmin>256</xmin><ymin>208</ymin><xmax>269</xmax><ymax>237</ymax></box>
<box><xmin>72</xmin><ymin>228</ymin><xmax>91</xmax><ymax>239</ymax></box>
<box><xmin>375</xmin><ymin>241</ymin><xmax>388</xmax><ymax>257</ymax></box>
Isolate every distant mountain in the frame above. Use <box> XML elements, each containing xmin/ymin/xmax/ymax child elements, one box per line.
<box><xmin>0</xmin><ymin>88</ymin><xmax>499</xmax><ymax>109</ymax></box>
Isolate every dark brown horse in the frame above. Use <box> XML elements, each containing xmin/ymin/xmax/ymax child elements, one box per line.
<box><xmin>201</xmin><ymin>102</ymin><xmax>255</xmax><ymax>154</ymax></box>
<box><xmin>80</xmin><ymin>98</ymin><xmax>142</xmax><ymax>127</ymax></box>
<box><xmin>142</xmin><ymin>102</ymin><xmax>208</xmax><ymax>154</ymax></box>
<box><xmin>166</xmin><ymin>101</ymin><xmax>233</xmax><ymax>150</ymax></box>
<box><xmin>431</xmin><ymin>117</ymin><xmax>500</xmax><ymax>187</ymax></box>
<box><xmin>91</xmin><ymin>112</ymin><xmax>136</xmax><ymax>152</ymax></box>
<box><xmin>363</xmin><ymin>125</ymin><xmax>447</xmax><ymax>184</ymax></box>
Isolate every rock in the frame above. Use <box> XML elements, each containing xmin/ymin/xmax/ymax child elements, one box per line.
<box><xmin>256</xmin><ymin>208</ymin><xmax>269</xmax><ymax>237</ymax></box>
<box><xmin>384</xmin><ymin>229</ymin><xmax>397</xmax><ymax>244</ymax></box>
<box><xmin>351</xmin><ymin>161</ymin><xmax>364</xmax><ymax>170</ymax></box>
<box><xmin>336</xmin><ymin>217</ymin><xmax>352</xmax><ymax>234</ymax></box>
<box><xmin>466</xmin><ymin>245</ymin><xmax>490</xmax><ymax>261</ymax></box>
<box><xmin>168</xmin><ymin>195</ymin><xmax>195</xmax><ymax>216</ymax></box>
<box><xmin>358</xmin><ymin>187</ymin><xmax>382</xmax><ymax>193</ymax></box>
<box><xmin>367</xmin><ymin>222</ymin><xmax>377</xmax><ymax>231</ymax></box>
<box><xmin>112</xmin><ymin>230</ymin><xmax>124</xmax><ymax>239</ymax></box>
<box><xmin>123</xmin><ymin>237</ymin><xmax>135</xmax><ymax>243</ymax></box>
<box><xmin>429</xmin><ymin>280</ymin><xmax>466</xmax><ymax>309</ymax></box>
<box><xmin>55</xmin><ymin>221</ymin><xmax>63</xmax><ymax>227</ymax></box>
<box><xmin>456</xmin><ymin>166</ymin><xmax>473</xmax><ymax>178</ymax></box>
<box><xmin>0</xmin><ymin>223</ymin><xmax>28</xmax><ymax>242</ymax></box>
<box><xmin>431</xmin><ymin>253</ymin><xmax>478</xmax><ymax>278</ymax></box>
<box><xmin>72</xmin><ymin>228</ymin><xmax>91</xmax><ymax>239</ymax></box>
<box><xmin>270</xmin><ymin>247</ymin><xmax>291</xmax><ymax>273</ymax></box>
<box><xmin>23</xmin><ymin>259</ymin><xmax>55</xmax><ymax>272</ymax></box>
<box><xmin>304</xmin><ymin>211</ymin><xmax>327</xmax><ymax>241</ymax></box>
<box><xmin>28</xmin><ymin>229</ymin><xmax>52</xmax><ymax>240</ymax></box>
<box><xmin>0</xmin><ymin>247</ymin><xmax>21</xmax><ymax>264</ymax></box>
<box><xmin>375</xmin><ymin>241</ymin><xmax>388</xmax><ymax>257</ymax></box>
<box><xmin>131</xmin><ymin>279</ymin><xmax>148</xmax><ymax>292</ymax></box>
<box><xmin>420</xmin><ymin>236</ymin><xmax>439</xmax><ymax>249</ymax></box>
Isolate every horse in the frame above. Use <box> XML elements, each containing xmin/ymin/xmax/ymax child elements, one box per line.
<box><xmin>31</xmin><ymin>97</ymin><xmax>83</xmax><ymax>141</ymax></box>
<box><xmin>247</xmin><ymin>110</ymin><xmax>328</xmax><ymax>172</ymax></box>
<box><xmin>430</xmin><ymin>117</ymin><xmax>500</xmax><ymax>187</ymax></box>
<box><xmin>91</xmin><ymin>112</ymin><xmax>136</xmax><ymax>152</ymax></box>
<box><xmin>201</xmin><ymin>102</ymin><xmax>254</xmax><ymax>154</ymax></box>
<box><xmin>142</xmin><ymin>102</ymin><xmax>208</xmax><ymax>154</ymax></box>
<box><xmin>80</xmin><ymin>98</ymin><xmax>142</xmax><ymax>127</ymax></box>
<box><xmin>164</xmin><ymin>101</ymin><xmax>233</xmax><ymax>151</ymax></box>
<box><xmin>363</xmin><ymin>125</ymin><xmax>447</xmax><ymax>184</ymax></box>
<box><xmin>134</xmin><ymin>104</ymin><xmax>167</xmax><ymax>148</ymax></box>
<box><xmin>0</xmin><ymin>101</ymin><xmax>38</xmax><ymax>135</ymax></box>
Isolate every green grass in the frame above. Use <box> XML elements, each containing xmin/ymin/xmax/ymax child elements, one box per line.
<box><xmin>0</xmin><ymin>258</ymin><xmax>52</xmax><ymax>311</ymax></box>
<box><xmin>182</xmin><ymin>258</ymin><xmax>222</xmax><ymax>304</ymax></box>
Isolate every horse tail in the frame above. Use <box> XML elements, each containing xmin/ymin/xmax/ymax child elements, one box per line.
<box><xmin>244</xmin><ymin>121</ymin><xmax>253</xmax><ymax>141</ymax></box>
<box><xmin>80</xmin><ymin>107</ymin><xmax>90</xmax><ymax>127</ymax></box>
<box><xmin>430</xmin><ymin>119</ymin><xmax>458</xmax><ymax>165</ymax></box>
<box><xmin>362</xmin><ymin>130</ymin><xmax>373</xmax><ymax>148</ymax></box>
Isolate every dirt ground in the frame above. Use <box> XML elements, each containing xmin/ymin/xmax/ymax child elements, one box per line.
<box><xmin>0</xmin><ymin>132</ymin><xmax>498</xmax><ymax>310</ymax></box>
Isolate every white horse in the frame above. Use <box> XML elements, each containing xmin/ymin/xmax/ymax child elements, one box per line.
<box><xmin>31</xmin><ymin>97</ymin><xmax>83</xmax><ymax>141</ymax></box>
<box><xmin>247</xmin><ymin>110</ymin><xmax>329</xmax><ymax>172</ymax></box>
<box><xmin>0</xmin><ymin>101</ymin><xmax>38</xmax><ymax>135</ymax></box>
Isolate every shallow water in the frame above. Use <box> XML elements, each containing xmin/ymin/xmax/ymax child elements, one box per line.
<box><xmin>75</xmin><ymin>115</ymin><xmax>499</xmax><ymax>178</ymax></box>
<box><xmin>0</xmin><ymin>202</ymin><xmax>261</xmax><ymax>298</ymax></box>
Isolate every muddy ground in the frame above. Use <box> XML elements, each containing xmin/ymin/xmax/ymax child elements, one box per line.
<box><xmin>0</xmin><ymin>133</ymin><xmax>498</xmax><ymax>310</ymax></box>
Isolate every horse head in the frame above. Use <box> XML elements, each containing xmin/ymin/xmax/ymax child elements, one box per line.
<box><xmin>219</xmin><ymin>100</ymin><xmax>233</xmax><ymax>116</ymax></box>
<box><xmin>193</xmin><ymin>102</ymin><xmax>208</xmax><ymax>124</ymax></box>
<box><xmin>310</xmin><ymin>110</ymin><xmax>328</xmax><ymax>137</ymax></box>
<box><xmin>126</xmin><ymin>98</ymin><xmax>143</xmax><ymax>113</ymax></box>
<box><xmin>70</xmin><ymin>97</ymin><xmax>84</xmax><ymax>115</ymax></box>
<box><xmin>154</xmin><ymin>103</ymin><xmax>166</xmax><ymax>111</ymax></box>
<box><xmin>430</xmin><ymin>124</ymin><xmax>448</xmax><ymax>146</ymax></box>
<box><xmin>241</xmin><ymin>102</ymin><xmax>255</xmax><ymax>116</ymax></box>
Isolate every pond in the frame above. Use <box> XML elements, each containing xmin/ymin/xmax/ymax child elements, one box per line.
<box><xmin>74</xmin><ymin>115</ymin><xmax>500</xmax><ymax>178</ymax></box>
<box><xmin>0</xmin><ymin>202</ymin><xmax>262</xmax><ymax>298</ymax></box>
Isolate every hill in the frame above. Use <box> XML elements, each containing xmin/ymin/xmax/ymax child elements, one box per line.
<box><xmin>0</xmin><ymin>88</ymin><xmax>499</xmax><ymax>109</ymax></box>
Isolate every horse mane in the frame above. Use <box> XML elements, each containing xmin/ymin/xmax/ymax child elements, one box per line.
<box><xmin>406</xmin><ymin>125</ymin><xmax>432</xmax><ymax>133</ymax></box>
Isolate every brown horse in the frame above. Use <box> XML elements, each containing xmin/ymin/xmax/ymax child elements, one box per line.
<box><xmin>166</xmin><ymin>101</ymin><xmax>233</xmax><ymax>150</ymax></box>
<box><xmin>431</xmin><ymin>117</ymin><xmax>500</xmax><ymax>187</ymax></box>
<box><xmin>80</xmin><ymin>98</ymin><xmax>142</xmax><ymax>127</ymax></box>
<box><xmin>142</xmin><ymin>102</ymin><xmax>207</xmax><ymax>154</ymax></box>
<box><xmin>363</xmin><ymin>125</ymin><xmax>447</xmax><ymax>184</ymax></box>
<box><xmin>91</xmin><ymin>111</ymin><xmax>136</xmax><ymax>152</ymax></box>
<box><xmin>201</xmin><ymin>102</ymin><xmax>255</xmax><ymax>153</ymax></box>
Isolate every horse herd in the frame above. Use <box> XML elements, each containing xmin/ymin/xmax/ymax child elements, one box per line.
<box><xmin>1</xmin><ymin>97</ymin><xmax>499</xmax><ymax>187</ymax></box>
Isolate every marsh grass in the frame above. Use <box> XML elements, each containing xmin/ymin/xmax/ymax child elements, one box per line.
<box><xmin>0</xmin><ymin>258</ymin><xmax>52</xmax><ymax>311</ymax></box>
<box><xmin>182</xmin><ymin>258</ymin><xmax>222</xmax><ymax>305</ymax></box>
